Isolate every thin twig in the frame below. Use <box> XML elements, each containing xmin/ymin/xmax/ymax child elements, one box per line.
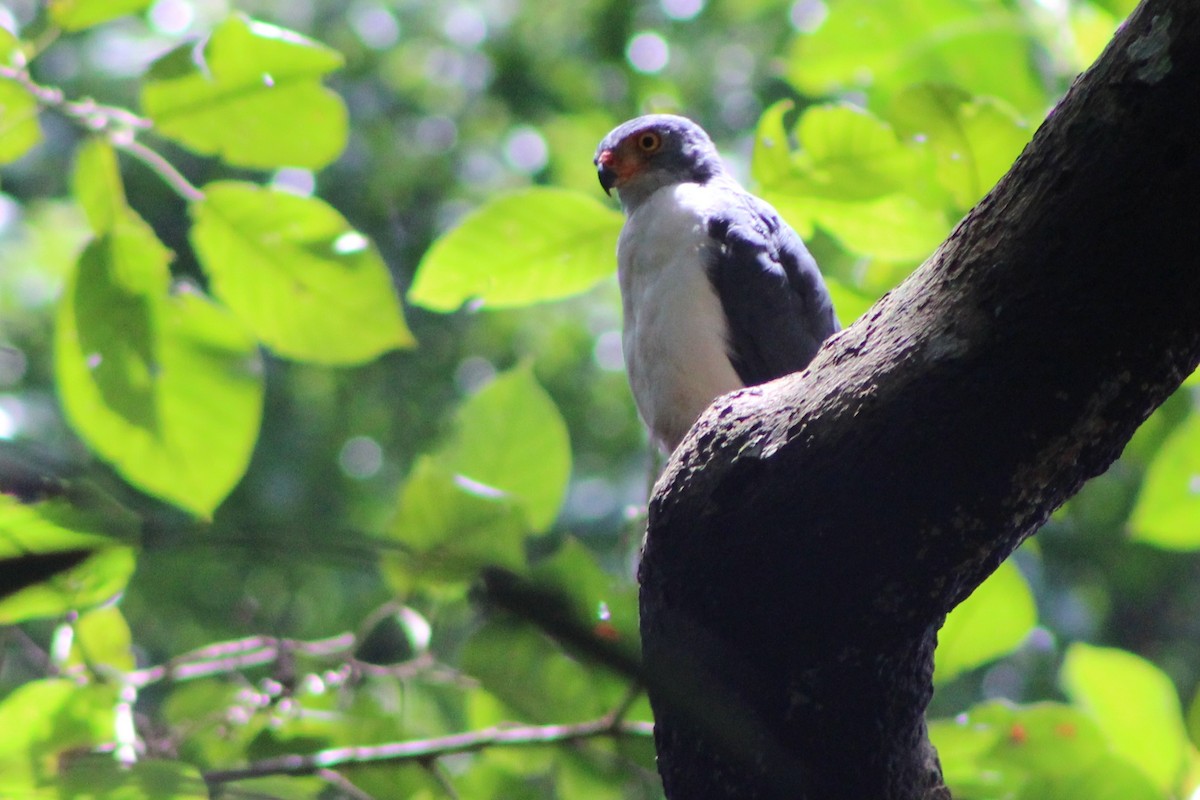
<box><xmin>421</xmin><ymin>761</ymin><xmax>462</xmax><ymax>800</ymax></box>
<box><xmin>606</xmin><ymin>682</ymin><xmax>645</xmax><ymax>725</ymax></box>
<box><xmin>127</xmin><ymin>632</ymin><xmax>350</xmax><ymax>688</ymax></box>
<box><xmin>0</xmin><ymin>64</ymin><xmax>202</xmax><ymax>202</ymax></box>
<box><xmin>203</xmin><ymin>716</ymin><xmax>655</xmax><ymax>785</ymax></box>
<box><xmin>113</xmin><ymin>136</ymin><xmax>205</xmax><ymax>203</ymax></box>
<box><xmin>316</xmin><ymin>768</ymin><xmax>378</xmax><ymax>800</ymax></box>
<box><xmin>124</xmin><ymin>630</ymin><xmax>463</xmax><ymax>691</ymax></box>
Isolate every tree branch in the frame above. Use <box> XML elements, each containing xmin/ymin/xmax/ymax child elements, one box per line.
<box><xmin>639</xmin><ymin>1</ymin><xmax>1200</xmax><ymax>798</ymax></box>
<box><xmin>201</xmin><ymin>715</ymin><xmax>655</xmax><ymax>786</ymax></box>
<box><xmin>0</xmin><ymin>64</ymin><xmax>204</xmax><ymax>202</ymax></box>
<box><xmin>125</xmin><ymin>630</ymin><xmax>464</xmax><ymax>689</ymax></box>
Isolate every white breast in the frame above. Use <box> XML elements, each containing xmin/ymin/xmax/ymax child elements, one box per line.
<box><xmin>617</xmin><ymin>183</ymin><xmax>744</xmax><ymax>451</ymax></box>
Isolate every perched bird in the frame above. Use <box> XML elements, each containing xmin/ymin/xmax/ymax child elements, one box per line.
<box><xmin>594</xmin><ymin>114</ymin><xmax>840</xmax><ymax>452</ymax></box>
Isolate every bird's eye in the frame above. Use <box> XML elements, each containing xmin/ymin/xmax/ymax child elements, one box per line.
<box><xmin>637</xmin><ymin>131</ymin><xmax>662</xmax><ymax>152</ymax></box>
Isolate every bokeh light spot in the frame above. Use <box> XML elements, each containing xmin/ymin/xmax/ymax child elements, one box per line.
<box><xmin>662</xmin><ymin>0</ymin><xmax>704</xmax><ymax>20</ymax></box>
<box><xmin>271</xmin><ymin>168</ymin><xmax>315</xmax><ymax>197</ymax></box>
<box><xmin>444</xmin><ymin>5</ymin><xmax>488</xmax><ymax>48</ymax></box>
<box><xmin>627</xmin><ymin>32</ymin><xmax>669</xmax><ymax>74</ymax></box>
<box><xmin>593</xmin><ymin>330</ymin><xmax>625</xmax><ymax>372</ymax></box>
<box><xmin>338</xmin><ymin>436</ymin><xmax>383</xmax><ymax>479</ymax></box>
<box><xmin>148</xmin><ymin>0</ymin><xmax>194</xmax><ymax>35</ymax></box>
<box><xmin>789</xmin><ymin>0</ymin><xmax>828</xmax><ymax>32</ymax></box>
<box><xmin>503</xmin><ymin>127</ymin><xmax>548</xmax><ymax>174</ymax></box>
<box><xmin>349</xmin><ymin>3</ymin><xmax>400</xmax><ymax>50</ymax></box>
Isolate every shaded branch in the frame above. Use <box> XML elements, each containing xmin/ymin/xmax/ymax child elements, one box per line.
<box><xmin>126</xmin><ymin>629</ymin><xmax>464</xmax><ymax>689</ymax></box>
<box><xmin>202</xmin><ymin>714</ymin><xmax>655</xmax><ymax>786</ymax></box>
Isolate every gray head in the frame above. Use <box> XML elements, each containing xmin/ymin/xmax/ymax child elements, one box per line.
<box><xmin>594</xmin><ymin>114</ymin><xmax>726</xmax><ymax>211</ymax></box>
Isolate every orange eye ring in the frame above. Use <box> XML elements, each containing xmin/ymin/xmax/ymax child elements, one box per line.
<box><xmin>636</xmin><ymin>131</ymin><xmax>662</xmax><ymax>152</ymax></box>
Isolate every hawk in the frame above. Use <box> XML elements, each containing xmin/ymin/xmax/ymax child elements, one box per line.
<box><xmin>595</xmin><ymin>114</ymin><xmax>840</xmax><ymax>451</ymax></box>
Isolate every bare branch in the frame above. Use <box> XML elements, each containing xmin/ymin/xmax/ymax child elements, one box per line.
<box><xmin>202</xmin><ymin>715</ymin><xmax>655</xmax><ymax>785</ymax></box>
<box><xmin>0</xmin><ymin>64</ymin><xmax>203</xmax><ymax>203</ymax></box>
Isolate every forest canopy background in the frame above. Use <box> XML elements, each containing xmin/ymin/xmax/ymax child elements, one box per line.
<box><xmin>1</xmin><ymin>1</ymin><xmax>1199</xmax><ymax>798</ymax></box>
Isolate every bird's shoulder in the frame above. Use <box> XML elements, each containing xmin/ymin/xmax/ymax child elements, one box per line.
<box><xmin>700</xmin><ymin>184</ymin><xmax>841</xmax><ymax>385</ymax></box>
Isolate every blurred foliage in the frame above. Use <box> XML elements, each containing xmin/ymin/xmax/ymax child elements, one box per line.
<box><xmin>0</xmin><ymin>0</ymin><xmax>1196</xmax><ymax>798</ymax></box>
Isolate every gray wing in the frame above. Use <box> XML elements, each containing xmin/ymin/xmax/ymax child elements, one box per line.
<box><xmin>705</xmin><ymin>192</ymin><xmax>840</xmax><ymax>386</ymax></box>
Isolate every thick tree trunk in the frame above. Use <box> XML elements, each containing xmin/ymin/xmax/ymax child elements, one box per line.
<box><xmin>638</xmin><ymin>1</ymin><xmax>1200</xmax><ymax>798</ymax></box>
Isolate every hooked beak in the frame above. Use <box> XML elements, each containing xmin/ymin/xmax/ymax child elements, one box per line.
<box><xmin>595</xmin><ymin>150</ymin><xmax>617</xmax><ymax>196</ymax></box>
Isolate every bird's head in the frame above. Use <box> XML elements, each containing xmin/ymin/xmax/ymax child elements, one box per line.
<box><xmin>594</xmin><ymin>114</ymin><xmax>724</xmax><ymax>210</ymax></box>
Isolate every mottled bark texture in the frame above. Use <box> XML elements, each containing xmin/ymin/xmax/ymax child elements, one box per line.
<box><xmin>638</xmin><ymin>2</ymin><xmax>1200</xmax><ymax>798</ymax></box>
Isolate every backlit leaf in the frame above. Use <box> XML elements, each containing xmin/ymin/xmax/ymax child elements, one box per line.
<box><xmin>889</xmin><ymin>84</ymin><xmax>1032</xmax><ymax>209</ymax></box>
<box><xmin>49</xmin><ymin>0</ymin><xmax>153</xmax><ymax>30</ymax></box>
<box><xmin>386</xmin><ymin>455</ymin><xmax>528</xmax><ymax>585</ymax></box>
<box><xmin>56</xmin><ymin>216</ymin><xmax>264</xmax><ymax>517</ymax></box>
<box><xmin>71</xmin><ymin>139</ymin><xmax>125</xmax><ymax>235</ymax></box>
<box><xmin>141</xmin><ymin>14</ymin><xmax>347</xmax><ymax>169</ymax></box>
<box><xmin>190</xmin><ymin>181</ymin><xmax>412</xmax><ymax>364</ymax></box>
<box><xmin>787</xmin><ymin>0</ymin><xmax>1049</xmax><ymax>116</ymax></box>
<box><xmin>799</xmin><ymin>193</ymin><xmax>950</xmax><ymax>262</ymax></box>
<box><xmin>69</xmin><ymin>606</ymin><xmax>136</xmax><ymax>673</ymax></box>
<box><xmin>793</xmin><ymin>103</ymin><xmax>917</xmax><ymax>201</ymax></box>
<box><xmin>0</xmin><ymin>495</ymin><xmax>137</xmax><ymax>623</ymax></box>
<box><xmin>410</xmin><ymin>188</ymin><xmax>623</xmax><ymax>311</ymax></box>
<box><xmin>931</xmin><ymin>701</ymin><xmax>1110</xmax><ymax>798</ymax></box>
<box><xmin>0</xmin><ymin>679</ymin><xmax>119</xmax><ymax>784</ymax></box>
<box><xmin>0</xmin><ymin>79</ymin><xmax>41</xmax><ymax>164</ymax></box>
<box><xmin>437</xmin><ymin>365</ymin><xmax>571</xmax><ymax>532</ymax></box>
<box><xmin>1061</xmin><ymin>643</ymin><xmax>1189</xmax><ymax>792</ymax></box>
<box><xmin>935</xmin><ymin>560</ymin><xmax>1036</xmax><ymax>683</ymax></box>
<box><xmin>1129</xmin><ymin>412</ymin><xmax>1200</xmax><ymax>550</ymax></box>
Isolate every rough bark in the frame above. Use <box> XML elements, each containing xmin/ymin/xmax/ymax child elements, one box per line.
<box><xmin>638</xmin><ymin>2</ymin><xmax>1200</xmax><ymax>798</ymax></box>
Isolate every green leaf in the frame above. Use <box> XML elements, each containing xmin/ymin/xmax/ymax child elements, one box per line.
<box><xmin>530</xmin><ymin>537</ymin><xmax>641</xmax><ymax>651</ymax></box>
<box><xmin>56</xmin><ymin>217</ymin><xmax>264</xmax><ymax>517</ymax></box>
<box><xmin>0</xmin><ymin>27</ymin><xmax>21</xmax><ymax>67</ymax></box>
<box><xmin>409</xmin><ymin>188</ymin><xmax>623</xmax><ymax>311</ymax></box>
<box><xmin>0</xmin><ymin>679</ymin><xmax>119</xmax><ymax>785</ymax></box>
<box><xmin>792</xmin><ymin>103</ymin><xmax>918</xmax><ymax>201</ymax></box>
<box><xmin>751</xmin><ymin>99</ymin><xmax>796</xmax><ymax>189</ymax></box>
<box><xmin>386</xmin><ymin>455</ymin><xmax>529</xmax><ymax>585</ymax></box>
<box><xmin>59</xmin><ymin>757</ymin><xmax>209</xmax><ymax>799</ymax></box>
<box><xmin>1017</xmin><ymin>755</ymin><xmax>1166</xmax><ymax>800</ymax></box>
<box><xmin>0</xmin><ymin>495</ymin><xmax>137</xmax><ymax>623</ymax></box>
<box><xmin>437</xmin><ymin>365</ymin><xmax>571</xmax><ymax>532</ymax></box>
<box><xmin>49</xmin><ymin>0</ymin><xmax>153</xmax><ymax>30</ymax></box>
<box><xmin>1061</xmin><ymin>643</ymin><xmax>1189</xmax><ymax>792</ymax></box>
<box><xmin>384</xmin><ymin>367</ymin><xmax>570</xmax><ymax>588</ymax></box>
<box><xmin>935</xmin><ymin>560</ymin><xmax>1036</xmax><ymax>683</ymax></box>
<box><xmin>462</xmin><ymin>618</ymin><xmax>625</xmax><ymax>723</ymax></box>
<box><xmin>1068</xmin><ymin>4</ymin><xmax>1122</xmax><ymax>71</ymax></box>
<box><xmin>0</xmin><ymin>78</ymin><xmax>41</xmax><ymax>164</ymax></box>
<box><xmin>69</xmin><ymin>606</ymin><xmax>136</xmax><ymax>673</ymax></box>
<box><xmin>931</xmin><ymin>701</ymin><xmax>1110</xmax><ymax>799</ymax></box>
<box><xmin>791</xmin><ymin>193</ymin><xmax>950</xmax><ymax>262</ymax></box>
<box><xmin>1128</xmin><ymin>412</ymin><xmax>1200</xmax><ymax>549</ymax></box>
<box><xmin>190</xmin><ymin>181</ymin><xmax>412</xmax><ymax>364</ymax></box>
<box><xmin>140</xmin><ymin>14</ymin><xmax>347</xmax><ymax>169</ymax></box>
<box><xmin>787</xmin><ymin>0</ymin><xmax>1049</xmax><ymax>117</ymax></box>
<box><xmin>72</xmin><ymin>139</ymin><xmax>126</xmax><ymax>235</ymax></box>
<box><xmin>889</xmin><ymin>84</ymin><xmax>1032</xmax><ymax>209</ymax></box>
<box><xmin>752</xmin><ymin>100</ymin><xmax>816</xmax><ymax>239</ymax></box>
<box><xmin>209</xmin><ymin>776</ymin><xmax>327</xmax><ymax>800</ymax></box>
